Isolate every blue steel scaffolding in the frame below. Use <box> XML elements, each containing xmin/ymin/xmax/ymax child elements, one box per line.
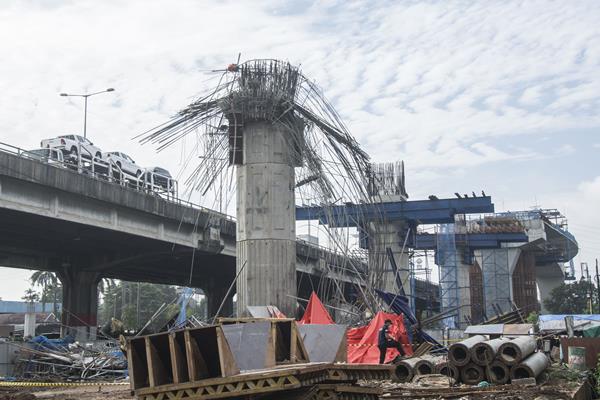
<box><xmin>437</xmin><ymin>223</ymin><xmax>459</xmax><ymax>328</ymax></box>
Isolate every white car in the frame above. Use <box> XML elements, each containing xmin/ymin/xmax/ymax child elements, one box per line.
<box><xmin>103</xmin><ymin>151</ymin><xmax>143</xmax><ymax>177</ymax></box>
<box><xmin>41</xmin><ymin>135</ymin><xmax>103</xmax><ymax>161</ymax></box>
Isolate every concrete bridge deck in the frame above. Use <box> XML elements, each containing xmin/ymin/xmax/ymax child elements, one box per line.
<box><xmin>0</xmin><ymin>148</ymin><xmax>367</xmax><ymax>337</ymax></box>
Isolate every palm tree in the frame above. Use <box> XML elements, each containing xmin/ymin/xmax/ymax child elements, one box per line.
<box><xmin>98</xmin><ymin>278</ymin><xmax>116</xmax><ymax>296</ymax></box>
<box><xmin>22</xmin><ymin>288</ymin><xmax>40</xmax><ymax>303</ymax></box>
<box><xmin>30</xmin><ymin>271</ymin><xmax>58</xmax><ymax>313</ymax></box>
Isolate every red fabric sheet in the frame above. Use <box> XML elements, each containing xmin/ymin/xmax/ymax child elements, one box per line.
<box><xmin>347</xmin><ymin>311</ymin><xmax>413</xmax><ymax>363</ymax></box>
<box><xmin>299</xmin><ymin>292</ymin><xmax>335</xmax><ymax>324</ymax></box>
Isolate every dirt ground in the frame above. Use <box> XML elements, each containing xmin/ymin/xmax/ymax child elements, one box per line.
<box><xmin>0</xmin><ymin>385</ymin><xmax>131</xmax><ymax>400</ymax></box>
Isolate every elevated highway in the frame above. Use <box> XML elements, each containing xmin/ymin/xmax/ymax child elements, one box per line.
<box><xmin>0</xmin><ymin>146</ymin><xmax>366</xmax><ymax>337</ymax></box>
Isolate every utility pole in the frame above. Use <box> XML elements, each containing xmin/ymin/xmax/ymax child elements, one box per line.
<box><xmin>596</xmin><ymin>259</ymin><xmax>600</xmax><ymax>313</ymax></box>
<box><xmin>136</xmin><ymin>282</ymin><xmax>141</xmax><ymax>329</ymax></box>
<box><xmin>586</xmin><ymin>264</ymin><xmax>593</xmax><ymax>314</ymax></box>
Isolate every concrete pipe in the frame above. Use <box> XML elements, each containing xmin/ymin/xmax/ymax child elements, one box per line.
<box><xmin>460</xmin><ymin>363</ymin><xmax>485</xmax><ymax>385</ymax></box>
<box><xmin>435</xmin><ymin>361</ymin><xmax>459</xmax><ymax>381</ymax></box>
<box><xmin>486</xmin><ymin>360</ymin><xmax>510</xmax><ymax>384</ymax></box>
<box><xmin>394</xmin><ymin>357</ymin><xmax>420</xmax><ymax>383</ymax></box>
<box><xmin>448</xmin><ymin>335</ymin><xmax>487</xmax><ymax>366</ymax></box>
<box><xmin>510</xmin><ymin>352</ymin><xmax>550</xmax><ymax>380</ymax></box>
<box><xmin>471</xmin><ymin>337</ymin><xmax>511</xmax><ymax>366</ymax></box>
<box><xmin>414</xmin><ymin>357</ymin><xmax>437</xmax><ymax>375</ymax></box>
<box><xmin>498</xmin><ymin>336</ymin><xmax>537</xmax><ymax>366</ymax></box>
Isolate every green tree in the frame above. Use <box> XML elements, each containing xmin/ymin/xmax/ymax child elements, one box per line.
<box><xmin>98</xmin><ymin>281</ymin><xmax>180</xmax><ymax>332</ymax></box>
<box><xmin>22</xmin><ymin>288</ymin><xmax>40</xmax><ymax>303</ymax></box>
<box><xmin>543</xmin><ymin>281</ymin><xmax>596</xmax><ymax>314</ymax></box>
<box><xmin>30</xmin><ymin>271</ymin><xmax>58</xmax><ymax>313</ymax></box>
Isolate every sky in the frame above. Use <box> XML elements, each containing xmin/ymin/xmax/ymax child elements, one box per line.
<box><xmin>0</xmin><ymin>0</ymin><xmax>599</xmax><ymax>300</ymax></box>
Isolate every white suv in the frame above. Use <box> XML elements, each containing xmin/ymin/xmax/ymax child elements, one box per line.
<box><xmin>103</xmin><ymin>152</ymin><xmax>143</xmax><ymax>177</ymax></box>
<box><xmin>41</xmin><ymin>135</ymin><xmax>103</xmax><ymax>161</ymax></box>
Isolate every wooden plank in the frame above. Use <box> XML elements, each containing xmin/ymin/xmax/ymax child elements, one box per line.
<box><xmin>293</xmin><ymin>322</ymin><xmax>310</xmax><ymax>363</ymax></box>
<box><xmin>146</xmin><ymin>336</ymin><xmax>169</xmax><ymax>387</ymax></box>
<box><xmin>335</xmin><ymin>331</ymin><xmax>347</xmax><ymax>363</ymax></box>
<box><xmin>185</xmin><ymin>329</ymin><xmax>210</xmax><ymax>381</ymax></box>
<box><xmin>169</xmin><ymin>332</ymin><xmax>188</xmax><ymax>384</ymax></box>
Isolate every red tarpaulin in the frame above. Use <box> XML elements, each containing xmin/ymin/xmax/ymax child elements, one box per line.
<box><xmin>347</xmin><ymin>311</ymin><xmax>413</xmax><ymax>363</ymax></box>
<box><xmin>299</xmin><ymin>292</ymin><xmax>335</xmax><ymax>324</ymax></box>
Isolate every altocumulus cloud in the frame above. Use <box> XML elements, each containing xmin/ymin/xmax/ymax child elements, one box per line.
<box><xmin>0</xmin><ymin>0</ymin><xmax>599</xmax><ymax>297</ymax></box>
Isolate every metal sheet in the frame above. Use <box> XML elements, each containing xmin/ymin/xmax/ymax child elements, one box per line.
<box><xmin>503</xmin><ymin>324</ymin><xmax>533</xmax><ymax>336</ymax></box>
<box><xmin>297</xmin><ymin>324</ymin><xmax>347</xmax><ymax>363</ymax></box>
<box><xmin>222</xmin><ymin>322</ymin><xmax>273</xmax><ymax>371</ymax></box>
<box><xmin>464</xmin><ymin>324</ymin><xmax>503</xmax><ymax>335</ymax></box>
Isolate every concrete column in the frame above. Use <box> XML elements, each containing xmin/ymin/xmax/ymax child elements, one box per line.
<box><xmin>536</xmin><ymin>263</ymin><xmax>565</xmax><ymax>313</ymax></box>
<box><xmin>236</xmin><ymin>121</ymin><xmax>297</xmax><ymax>317</ymax></box>
<box><xmin>24</xmin><ymin>302</ymin><xmax>36</xmax><ymax>338</ymax></box>
<box><xmin>368</xmin><ymin>221</ymin><xmax>411</xmax><ymax>296</ymax></box>
<box><xmin>476</xmin><ymin>248</ymin><xmax>520</xmax><ymax>318</ymax></box>
<box><xmin>456</xmin><ymin>252</ymin><xmax>472</xmax><ymax>329</ymax></box>
<box><xmin>59</xmin><ymin>269</ymin><xmax>99</xmax><ymax>340</ymax></box>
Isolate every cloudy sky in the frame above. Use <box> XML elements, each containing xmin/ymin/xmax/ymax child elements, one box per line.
<box><xmin>1</xmin><ymin>0</ymin><xmax>599</xmax><ymax>300</ymax></box>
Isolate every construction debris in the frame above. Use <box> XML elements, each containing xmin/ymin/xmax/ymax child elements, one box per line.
<box><xmin>11</xmin><ymin>336</ymin><xmax>126</xmax><ymax>382</ymax></box>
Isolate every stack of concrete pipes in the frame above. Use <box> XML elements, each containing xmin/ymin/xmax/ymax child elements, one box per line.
<box><xmin>446</xmin><ymin>335</ymin><xmax>549</xmax><ymax>385</ymax></box>
<box><xmin>394</xmin><ymin>354</ymin><xmax>450</xmax><ymax>383</ymax></box>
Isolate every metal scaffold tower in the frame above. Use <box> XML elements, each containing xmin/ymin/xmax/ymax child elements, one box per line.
<box><xmin>437</xmin><ymin>223</ymin><xmax>459</xmax><ymax>328</ymax></box>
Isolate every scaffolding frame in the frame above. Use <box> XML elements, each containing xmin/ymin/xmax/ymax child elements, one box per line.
<box><xmin>437</xmin><ymin>223</ymin><xmax>459</xmax><ymax>328</ymax></box>
<box><xmin>480</xmin><ymin>248</ymin><xmax>511</xmax><ymax>318</ymax></box>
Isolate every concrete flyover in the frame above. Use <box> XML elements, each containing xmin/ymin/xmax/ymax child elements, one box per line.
<box><xmin>0</xmin><ymin>149</ymin><xmax>367</xmax><ymax>338</ymax></box>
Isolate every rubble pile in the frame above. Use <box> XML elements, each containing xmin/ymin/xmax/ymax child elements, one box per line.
<box><xmin>11</xmin><ymin>335</ymin><xmax>127</xmax><ymax>382</ymax></box>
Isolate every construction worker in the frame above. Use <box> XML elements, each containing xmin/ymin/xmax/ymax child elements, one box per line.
<box><xmin>378</xmin><ymin>319</ymin><xmax>405</xmax><ymax>364</ymax></box>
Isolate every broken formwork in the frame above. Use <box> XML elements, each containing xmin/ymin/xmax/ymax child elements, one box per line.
<box><xmin>127</xmin><ymin>319</ymin><xmax>395</xmax><ymax>399</ymax></box>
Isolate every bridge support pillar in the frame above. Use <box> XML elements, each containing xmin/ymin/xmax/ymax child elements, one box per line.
<box><xmin>205</xmin><ymin>280</ymin><xmax>234</xmax><ymax>319</ymax></box>
<box><xmin>369</xmin><ymin>221</ymin><xmax>411</xmax><ymax>296</ymax></box>
<box><xmin>476</xmin><ymin>248</ymin><xmax>520</xmax><ymax>318</ymax></box>
<box><xmin>456</xmin><ymin>252</ymin><xmax>472</xmax><ymax>329</ymax></box>
<box><xmin>59</xmin><ymin>269</ymin><xmax>99</xmax><ymax>340</ymax></box>
<box><xmin>235</xmin><ymin>121</ymin><xmax>298</xmax><ymax>317</ymax></box>
<box><xmin>536</xmin><ymin>262</ymin><xmax>565</xmax><ymax>314</ymax></box>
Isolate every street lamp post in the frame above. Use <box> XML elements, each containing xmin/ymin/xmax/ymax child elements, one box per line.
<box><xmin>60</xmin><ymin>88</ymin><xmax>115</xmax><ymax>139</ymax></box>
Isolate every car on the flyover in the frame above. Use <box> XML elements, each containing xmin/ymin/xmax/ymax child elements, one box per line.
<box><xmin>41</xmin><ymin>134</ymin><xmax>103</xmax><ymax>161</ymax></box>
<box><xmin>103</xmin><ymin>151</ymin><xmax>143</xmax><ymax>177</ymax></box>
<box><xmin>142</xmin><ymin>166</ymin><xmax>174</xmax><ymax>190</ymax></box>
